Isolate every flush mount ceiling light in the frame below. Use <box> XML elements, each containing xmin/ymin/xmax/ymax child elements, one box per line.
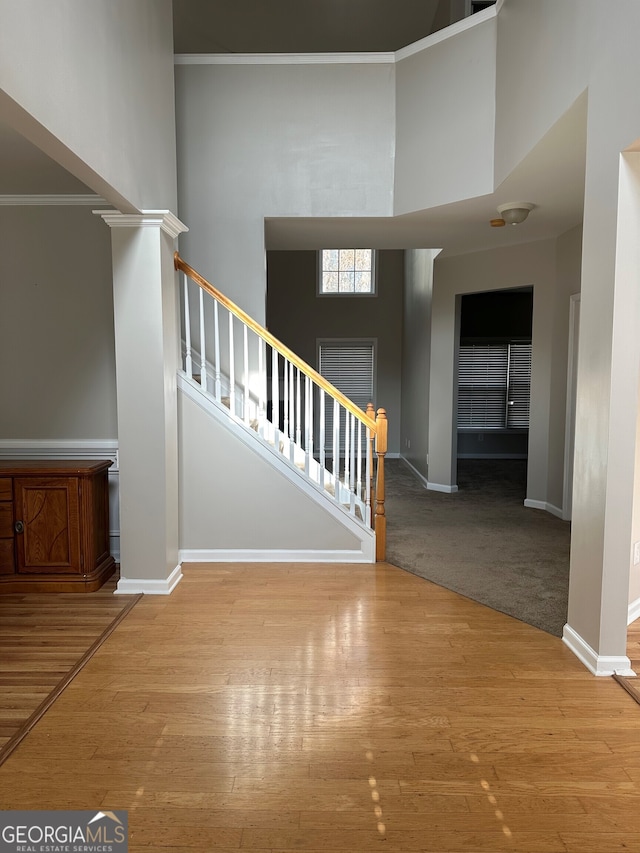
<box><xmin>495</xmin><ymin>201</ymin><xmax>535</xmax><ymax>226</ymax></box>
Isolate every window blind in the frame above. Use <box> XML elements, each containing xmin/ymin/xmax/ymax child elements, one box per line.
<box><xmin>457</xmin><ymin>342</ymin><xmax>531</xmax><ymax>429</ymax></box>
<box><xmin>319</xmin><ymin>342</ymin><xmax>374</xmax><ymax>452</ymax></box>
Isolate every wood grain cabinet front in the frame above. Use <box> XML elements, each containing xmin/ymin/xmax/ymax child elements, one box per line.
<box><xmin>0</xmin><ymin>461</ymin><xmax>115</xmax><ymax>593</ymax></box>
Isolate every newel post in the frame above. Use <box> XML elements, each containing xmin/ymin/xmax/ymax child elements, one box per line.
<box><xmin>375</xmin><ymin>408</ymin><xmax>387</xmax><ymax>561</ymax></box>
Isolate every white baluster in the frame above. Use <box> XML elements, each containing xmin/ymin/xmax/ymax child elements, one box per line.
<box><xmin>272</xmin><ymin>348</ymin><xmax>279</xmax><ymax>451</ymax></box>
<box><xmin>319</xmin><ymin>390</ymin><xmax>325</xmax><ymax>489</ymax></box>
<box><xmin>349</xmin><ymin>413</ymin><xmax>356</xmax><ymax>492</ymax></box>
<box><xmin>289</xmin><ymin>361</ymin><xmax>295</xmax><ymax>463</ymax></box>
<box><xmin>304</xmin><ymin>375</ymin><xmax>311</xmax><ymax>476</ymax></box>
<box><xmin>296</xmin><ymin>368</ymin><xmax>301</xmax><ymax>447</ymax></box>
<box><xmin>228</xmin><ymin>312</ymin><xmax>235</xmax><ymax>418</ymax></box>
<box><xmin>283</xmin><ymin>356</ymin><xmax>289</xmax><ymax>441</ymax></box>
<box><xmin>365</xmin><ymin>426</ymin><xmax>372</xmax><ymax>526</ymax></box>
<box><xmin>183</xmin><ymin>274</ymin><xmax>193</xmax><ymax>378</ymax></box>
<box><xmin>344</xmin><ymin>409</ymin><xmax>350</xmax><ymax>491</ymax></box>
<box><xmin>213</xmin><ymin>299</ymin><xmax>221</xmax><ymax>401</ymax></box>
<box><xmin>258</xmin><ymin>338</ymin><xmax>265</xmax><ymax>426</ymax></box>
<box><xmin>243</xmin><ymin>324</ymin><xmax>249</xmax><ymax>425</ymax></box>
<box><xmin>333</xmin><ymin>398</ymin><xmax>340</xmax><ymax>500</ymax></box>
<box><xmin>199</xmin><ymin>288</ymin><xmax>207</xmax><ymax>392</ymax></box>
<box><xmin>357</xmin><ymin>419</ymin><xmax>363</xmax><ymax>501</ymax></box>
<box><xmin>349</xmin><ymin>413</ymin><xmax>356</xmax><ymax>514</ymax></box>
<box><xmin>308</xmin><ymin>377</ymin><xmax>314</xmax><ymax>461</ymax></box>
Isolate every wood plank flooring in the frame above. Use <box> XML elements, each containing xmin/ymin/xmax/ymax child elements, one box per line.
<box><xmin>0</xmin><ymin>575</ymin><xmax>139</xmax><ymax>763</ymax></box>
<box><xmin>0</xmin><ymin>562</ymin><xmax>639</xmax><ymax>852</ymax></box>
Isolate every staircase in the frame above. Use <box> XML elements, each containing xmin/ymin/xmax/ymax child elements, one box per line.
<box><xmin>175</xmin><ymin>253</ymin><xmax>387</xmax><ymax>561</ymax></box>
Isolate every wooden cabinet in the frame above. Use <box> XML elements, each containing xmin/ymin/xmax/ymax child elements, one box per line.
<box><xmin>0</xmin><ymin>460</ymin><xmax>115</xmax><ymax>593</ymax></box>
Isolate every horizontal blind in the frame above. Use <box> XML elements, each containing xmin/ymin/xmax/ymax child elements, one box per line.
<box><xmin>507</xmin><ymin>343</ymin><xmax>532</xmax><ymax>428</ymax></box>
<box><xmin>457</xmin><ymin>344</ymin><xmax>508</xmax><ymax>428</ymax></box>
<box><xmin>319</xmin><ymin>342</ymin><xmax>374</xmax><ymax>451</ymax></box>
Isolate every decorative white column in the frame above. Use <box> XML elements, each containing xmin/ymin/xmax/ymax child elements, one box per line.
<box><xmin>98</xmin><ymin>210</ymin><xmax>188</xmax><ymax>594</ymax></box>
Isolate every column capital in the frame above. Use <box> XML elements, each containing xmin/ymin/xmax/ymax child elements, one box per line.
<box><xmin>94</xmin><ymin>209</ymin><xmax>188</xmax><ymax>239</ymax></box>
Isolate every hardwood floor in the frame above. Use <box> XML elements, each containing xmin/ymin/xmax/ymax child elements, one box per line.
<box><xmin>0</xmin><ymin>562</ymin><xmax>639</xmax><ymax>852</ymax></box>
<box><xmin>0</xmin><ymin>576</ymin><xmax>139</xmax><ymax>763</ymax></box>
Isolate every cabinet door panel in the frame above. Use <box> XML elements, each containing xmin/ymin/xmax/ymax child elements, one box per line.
<box><xmin>0</xmin><ymin>539</ymin><xmax>14</xmax><ymax>574</ymax></box>
<box><xmin>14</xmin><ymin>478</ymin><xmax>81</xmax><ymax>574</ymax></box>
<box><xmin>0</xmin><ymin>504</ymin><xmax>12</xmax><ymax>537</ymax></box>
<box><xmin>0</xmin><ymin>479</ymin><xmax>11</xmax><ymax>501</ymax></box>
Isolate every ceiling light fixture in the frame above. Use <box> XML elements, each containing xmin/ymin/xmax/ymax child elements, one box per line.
<box><xmin>496</xmin><ymin>201</ymin><xmax>534</xmax><ymax>226</ymax></box>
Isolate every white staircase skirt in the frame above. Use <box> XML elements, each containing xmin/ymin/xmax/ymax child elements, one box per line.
<box><xmin>178</xmin><ymin>373</ymin><xmax>376</xmax><ymax>563</ymax></box>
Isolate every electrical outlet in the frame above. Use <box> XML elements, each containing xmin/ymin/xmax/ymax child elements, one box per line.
<box><xmin>634</xmin><ymin>541</ymin><xmax>640</xmax><ymax>566</ymax></box>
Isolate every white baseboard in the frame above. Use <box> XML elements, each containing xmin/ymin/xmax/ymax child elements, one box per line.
<box><xmin>399</xmin><ymin>456</ymin><xmax>429</xmax><ymax>489</ymax></box>
<box><xmin>180</xmin><ymin>549</ymin><xmax>373</xmax><ymax>564</ymax></box>
<box><xmin>427</xmin><ymin>481</ymin><xmax>459</xmax><ymax>494</ymax></box>
<box><xmin>524</xmin><ymin>498</ymin><xmax>564</xmax><ymax>519</ymax></box>
<box><xmin>457</xmin><ymin>453</ymin><xmax>528</xmax><ymax>459</ymax></box>
<box><xmin>562</xmin><ymin>623</ymin><xmax>634</xmax><ymax>676</ymax></box>
<box><xmin>629</xmin><ymin>596</ymin><xmax>640</xmax><ymax>626</ymax></box>
<box><xmin>115</xmin><ymin>563</ymin><xmax>183</xmax><ymax>595</ymax></box>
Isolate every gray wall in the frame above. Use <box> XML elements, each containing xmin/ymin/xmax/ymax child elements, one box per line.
<box><xmin>394</xmin><ymin>16</ymin><xmax>495</xmax><ymax>213</ymax></box>
<box><xmin>429</xmin><ymin>239</ymin><xmax>558</xmax><ymax>500</ymax></box>
<box><xmin>179</xmin><ymin>390</ymin><xmax>363</xmax><ymax>552</ymax></box>
<box><xmin>266</xmin><ymin>250</ymin><xmax>404</xmax><ymax>454</ymax></box>
<box><xmin>0</xmin><ymin>206</ymin><xmax>117</xmax><ymax>439</ymax></box>
<box><xmin>175</xmin><ymin>61</ymin><xmax>396</xmax><ymax>321</ymax></box>
<box><xmin>0</xmin><ymin>0</ymin><xmax>177</xmax><ymax>212</ymax></box>
<box><xmin>400</xmin><ymin>249</ymin><xmax>436</xmax><ymax>478</ymax></box>
<box><xmin>547</xmin><ymin>224</ymin><xmax>583</xmax><ymax>510</ymax></box>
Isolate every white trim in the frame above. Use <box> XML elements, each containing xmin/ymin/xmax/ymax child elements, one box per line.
<box><xmin>175</xmin><ymin>52</ymin><xmax>395</xmax><ymax>65</ymax></box>
<box><xmin>175</xmin><ymin>2</ymin><xmax>499</xmax><ymax>68</ymax></box>
<box><xmin>0</xmin><ymin>194</ymin><xmax>108</xmax><ymax>206</ymax></box>
<box><xmin>523</xmin><ymin>499</ymin><xmax>565</xmax><ymax>519</ymax></box>
<box><xmin>396</xmin><ymin>3</ymin><xmax>497</xmax><ymax>61</ymax></box>
<box><xmin>457</xmin><ymin>453</ymin><xmax>528</xmax><ymax>459</ymax></box>
<box><xmin>96</xmin><ymin>210</ymin><xmax>188</xmax><ymax>239</ymax></box>
<box><xmin>0</xmin><ymin>440</ymin><xmax>120</xmax><ymax>560</ymax></box>
<box><xmin>386</xmin><ymin>452</ymin><xmax>400</xmax><ymax>459</ymax></box>
<box><xmin>427</xmin><ymin>481</ymin><xmax>459</xmax><ymax>494</ymax></box>
<box><xmin>178</xmin><ymin>372</ymin><xmax>376</xmax><ymax>561</ymax></box>
<box><xmin>0</xmin><ymin>438</ymin><xmax>118</xmax><ymax>461</ymax></box>
<box><xmin>115</xmin><ymin>564</ymin><xmax>183</xmax><ymax>595</ymax></box>
<box><xmin>400</xmin><ymin>456</ymin><xmax>429</xmax><ymax>489</ymax></box>
<box><xmin>629</xmin><ymin>596</ymin><xmax>640</xmax><ymax>626</ymax></box>
<box><xmin>180</xmin><ymin>549</ymin><xmax>372</xmax><ymax>564</ymax></box>
<box><xmin>562</xmin><ymin>624</ymin><xmax>634</xmax><ymax>676</ymax></box>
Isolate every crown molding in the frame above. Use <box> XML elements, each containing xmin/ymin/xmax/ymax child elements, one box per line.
<box><xmin>396</xmin><ymin>3</ymin><xmax>498</xmax><ymax>61</ymax></box>
<box><xmin>0</xmin><ymin>194</ymin><xmax>108</xmax><ymax>206</ymax></box>
<box><xmin>95</xmin><ymin>210</ymin><xmax>188</xmax><ymax>239</ymax></box>
<box><xmin>175</xmin><ymin>5</ymin><xmax>499</xmax><ymax>67</ymax></box>
<box><xmin>175</xmin><ymin>52</ymin><xmax>395</xmax><ymax>65</ymax></box>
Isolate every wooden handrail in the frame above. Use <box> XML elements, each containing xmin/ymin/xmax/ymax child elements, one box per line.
<box><xmin>175</xmin><ymin>252</ymin><xmax>377</xmax><ymax>433</ymax></box>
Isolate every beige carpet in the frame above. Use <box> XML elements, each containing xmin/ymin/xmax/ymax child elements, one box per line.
<box><xmin>385</xmin><ymin>459</ymin><xmax>571</xmax><ymax>636</ymax></box>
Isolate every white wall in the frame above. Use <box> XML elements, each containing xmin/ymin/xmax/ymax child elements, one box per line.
<box><xmin>394</xmin><ymin>18</ymin><xmax>496</xmax><ymax>213</ymax></box>
<box><xmin>429</xmin><ymin>239</ymin><xmax>557</xmax><ymax>499</ymax></box>
<box><xmin>175</xmin><ymin>61</ymin><xmax>396</xmax><ymax>321</ymax></box>
<box><xmin>0</xmin><ymin>206</ymin><xmax>117</xmax><ymax>439</ymax></box>
<box><xmin>400</xmin><ymin>249</ymin><xmax>436</xmax><ymax>479</ymax></box>
<box><xmin>547</xmin><ymin>225</ymin><xmax>582</xmax><ymax>512</ymax></box>
<box><xmin>179</xmin><ymin>390</ymin><xmax>364</xmax><ymax>553</ymax></box>
<box><xmin>0</xmin><ymin>0</ymin><xmax>177</xmax><ymax>212</ymax></box>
